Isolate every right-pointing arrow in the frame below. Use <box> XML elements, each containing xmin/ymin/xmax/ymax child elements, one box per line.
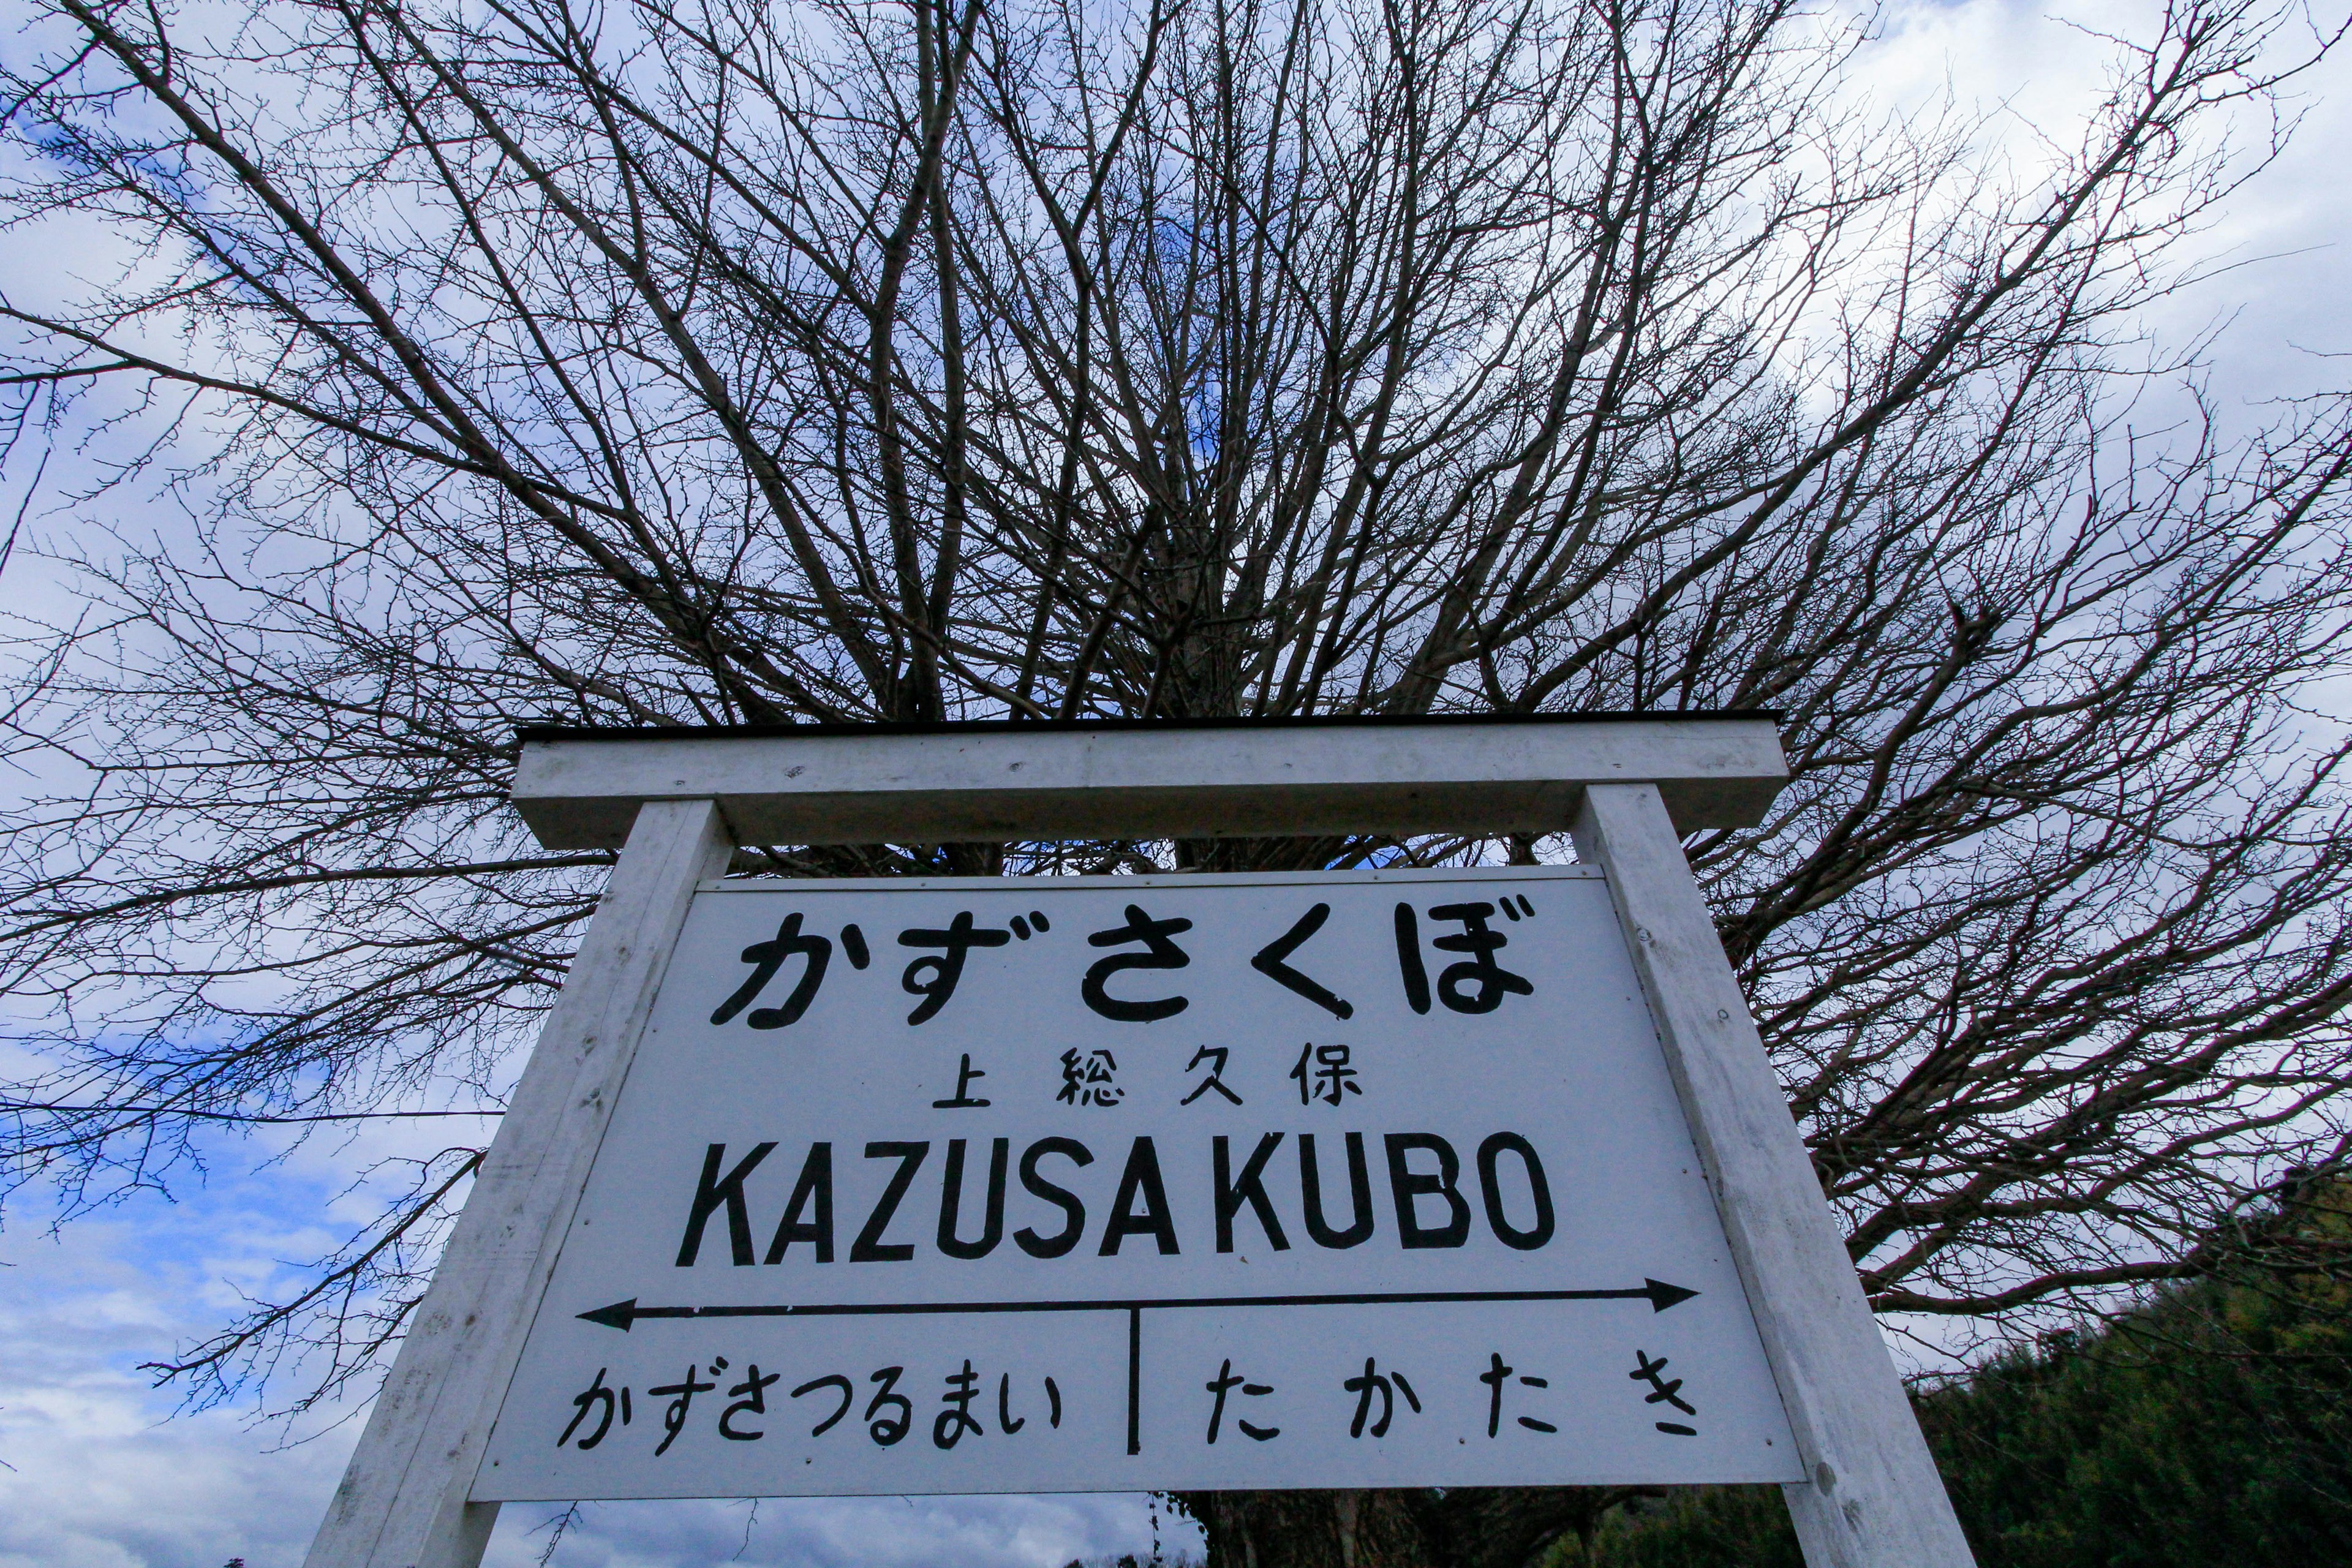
<box><xmin>1644</xmin><ymin>1278</ymin><xmax>1701</xmax><ymax>1311</ymax></box>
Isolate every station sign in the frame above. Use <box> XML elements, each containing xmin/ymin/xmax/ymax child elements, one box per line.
<box><xmin>475</xmin><ymin>868</ymin><xmax>1801</xmax><ymax>1500</ymax></box>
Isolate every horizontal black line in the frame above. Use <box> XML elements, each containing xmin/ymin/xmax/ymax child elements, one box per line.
<box><xmin>642</xmin><ymin>1286</ymin><xmax>1656</xmax><ymax>1320</ymax></box>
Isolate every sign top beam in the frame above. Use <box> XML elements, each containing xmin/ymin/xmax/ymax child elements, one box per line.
<box><xmin>509</xmin><ymin>712</ymin><xmax>1785</xmax><ymax>849</ymax></box>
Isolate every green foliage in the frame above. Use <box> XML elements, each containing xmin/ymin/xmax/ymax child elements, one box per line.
<box><xmin>1580</xmin><ymin>1484</ymin><xmax>1801</xmax><ymax>1568</ymax></box>
<box><xmin>1584</xmin><ymin>1185</ymin><xmax>2352</xmax><ymax>1568</ymax></box>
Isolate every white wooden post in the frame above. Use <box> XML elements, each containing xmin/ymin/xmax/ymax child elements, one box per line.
<box><xmin>1572</xmin><ymin>783</ymin><xmax>1976</xmax><ymax>1568</ymax></box>
<box><xmin>304</xmin><ymin>798</ymin><xmax>733</xmax><ymax>1568</ymax></box>
<box><xmin>298</xmin><ymin>722</ymin><xmax>1978</xmax><ymax>1568</ymax></box>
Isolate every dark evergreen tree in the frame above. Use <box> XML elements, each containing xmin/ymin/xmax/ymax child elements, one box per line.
<box><xmin>1590</xmin><ymin>1182</ymin><xmax>2352</xmax><ymax>1568</ymax></box>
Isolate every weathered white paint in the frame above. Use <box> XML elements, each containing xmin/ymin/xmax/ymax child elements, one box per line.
<box><xmin>303</xmin><ymin>799</ymin><xmax>733</xmax><ymax>1568</ymax></box>
<box><xmin>475</xmin><ymin>869</ymin><xmax>1801</xmax><ymax>1501</ymax></box>
<box><xmin>1572</xmin><ymin>784</ymin><xmax>1977</xmax><ymax>1568</ymax></box>
<box><xmin>508</xmin><ymin>716</ymin><xmax>1786</xmax><ymax>849</ymax></box>
<box><xmin>306</xmin><ymin>723</ymin><xmax>1976</xmax><ymax>1568</ymax></box>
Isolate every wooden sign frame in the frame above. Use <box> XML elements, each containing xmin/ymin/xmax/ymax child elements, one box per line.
<box><xmin>300</xmin><ymin>714</ymin><xmax>1974</xmax><ymax>1568</ymax></box>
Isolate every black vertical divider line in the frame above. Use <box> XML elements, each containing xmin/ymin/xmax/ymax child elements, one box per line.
<box><xmin>1126</xmin><ymin>1306</ymin><xmax>1142</xmax><ymax>1455</ymax></box>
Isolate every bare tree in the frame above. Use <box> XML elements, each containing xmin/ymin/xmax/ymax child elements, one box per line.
<box><xmin>2</xmin><ymin>0</ymin><xmax>2349</xmax><ymax>1559</ymax></box>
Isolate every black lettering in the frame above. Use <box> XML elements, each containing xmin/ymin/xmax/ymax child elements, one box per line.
<box><xmin>1477</xmin><ymin>1132</ymin><xmax>1555</xmax><ymax>1250</ymax></box>
<box><xmin>937</xmin><ymin>1138</ymin><xmax>1009</xmax><ymax>1260</ymax></box>
<box><xmin>1300</xmin><ymin>1131</ymin><xmax>1376</xmax><ymax>1248</ymax></box>
<box><xmin>1427</xmin><ymin>902</ymin><xmax>1534</xmax><ymax>1014</ymax></box>
<box><xmin>865</xmin><ymin>1366</ymin><xmax>912</xmax><ymax>1445</ymax></box>
<box><xmin>1250</xmin><ymin>903</ymin><xmax>1354</xmax><ymax>1019</ymax></box>
<box><xmin>791</xmin><ymin>1374</ymin><xmax>853</xmax><ymax>1436</ymax></box>
<box><xmin>1394</xmin><ymin>904</ymin><xmax>1431</xmax><ymax>1014</ymax></box>
<box><xmin>676</xmin><ymin>1141</ymin><xmax>776</xmax><ymax>1267</ymax></box>
<box><xmin>1099</xmin><ymin>1136</ymin><xmax>1180</xmax><ymax>1255</ymax></box>
<box><xmin>1015</xmin><ymin>1137</ymin><xmax>1093</xmax><ymax>1258</ymax></box>
<box><xmin>897</xmin><ymin>912</ymin><xmax>1012</xmax><ymax>1025</ymax></box>
<box><xmin>1082</xmin><ymin>905</ymin><xmax>1194</xmax><ymax>1022</ymax></box>
<box><xmin>850</xmin><ymin>1142</ymin><xmax>930</xmax><ymax>1262</ymax></box>
<box><xmin>1213</xmin><ymin>1133</ymin><xmax>1291</xmax><ymax>1254</ymax></box>
<box><xmin>763</xmin><ymin>1142</ymin><xmax>834</xmax><ymax>1264</ymax></box>
<box><xmin>1384</xmin><ymin>1133</ymin><xmax>1469</xmax><ymax>1248</ymax></box>
<box><xmin>710</xmin><ymin>913</ymin><xmax>832</xmax><ymax>1028</ymax></box>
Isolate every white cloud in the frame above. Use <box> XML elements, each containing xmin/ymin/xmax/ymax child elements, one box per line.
<box><xmin>0</xmin><ymin>1159</ymin><xmax>1191</xmax><ymax>1568</ymax></box>
<box><xmin>0</xmin><ymin>1190</ymin><xmax>363</xmax><ymax>1568</ymax></box>
<box><xmin>1</xmin><ymin>0</ymin><xmax>2345</xmax><ymax>1561</ymax></box>
<box><xmin>1855</xmin><ymin>0</ymin><xmax>2352</xmax><ymax>409</ymax></box>
<box><xmin>484</xmin><ymin>1494</ymin><xmax>1186</xmax><ymax>1568</ymax></box>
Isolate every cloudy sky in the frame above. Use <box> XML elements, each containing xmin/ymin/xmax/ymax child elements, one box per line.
<box><xmin>1</xmin><ymin>0</ymin><xmax>2346</xmax><ymax>1564</ymax></box>
<box><xmin>0</xmin><ymin>1107</ymin><xmax>1185</xmax><ymax>1568</ymax></box>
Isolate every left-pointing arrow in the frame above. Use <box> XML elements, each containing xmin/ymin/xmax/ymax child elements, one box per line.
<box><xmin>577</xmin><ymin>1298</ymin><xmax>637</xmax><ymax>1332</ymax></box>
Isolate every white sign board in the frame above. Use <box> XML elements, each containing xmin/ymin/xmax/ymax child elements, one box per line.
<box><xmin>475</xmin><ymin>868</ymin><xmax>1802</xmax><ymax>1501</ymax></box>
